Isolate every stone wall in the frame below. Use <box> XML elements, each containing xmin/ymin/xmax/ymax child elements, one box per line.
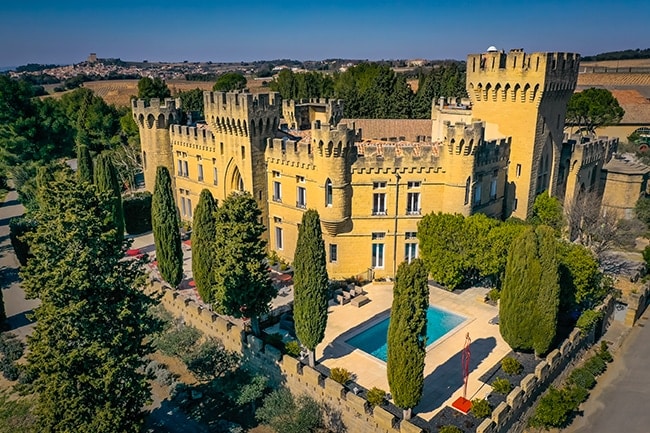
<box><xmin>148</xmin><ymin>282</ymin><xmax>425</xmax><ymax>433</ymax></box>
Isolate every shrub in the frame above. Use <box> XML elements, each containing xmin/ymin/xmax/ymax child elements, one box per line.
<box><xmin>501</xmin><ymin>356</ymin><xmax>523</xmax><ymax>375</ymax></box>
<box><xmin>285</xmin><ymin>340</ymin><xmax>301</xmax><ymax>357</ymax></box>
<box><xmin>438</xmin><ymin>426</ymin><xmax>462</xmax><ymax>433</ymax></box>
<box><xmin>470</xmin><ymin>398</ymin><xmax>492</xmax><ymax>418</ymax></box>
<box><xmin>154</xmin><ymin>323</ymin><xmax>201</xmax><ymax>358</ymax></box>
<box><xmin>330</xmin><ymin>367</ymin><xmax>352</xmax><ymax>384</ymax></box>
<box><xmin>583</xmin><ymin>356</ymin><xmax>607</xmax><ymax>376</ymax></box>
<box><xmin>366</xmin><ymin>387</ymin><xmax>386</xmax><ymax>407</ymax></box>
<box><xmin>0</xmin><ymin>358</ymin><xmax>20</xmax><ymax>381</ymax></box>
<box><xmin>184</xmin><ymin>338</ymin><xmax>240</xmax><ymax>381</ymax></box>
<box><xmin>264</xmin><ymin>333</ymin><xmax>284</xmax><ymax>350</ymax></box>
<box><xmin>492</xmin><ymin>377</ymin><xmax>512</xmax><ymax>395</ymax></box>
<box><xmin>529</xmin><ymin>386</ymin><xmax>577</xmax><ymax>429</ymax></box>
<box><xmin>123</xmin><ymin>191</ymin><xmax>152</xmax><ymax>234</ymax></box>
<box><xmin>576</xmin><ymin>309</ymin><xmax>603</xmax><ymax>333</ymax></box>
<box><xmin>9</xmin><ymin>217</ymin><xmax>36</xmax><ymax>266</ymax></box>
<box><xmin>598</xmin><ymin>341</ymin><xmax>613</xmax><ymax>363</ymax></box>
<box><xmin>487</xmin><ymin>288</ymin><xmax>500</xmax><ymax>302</ymax></box>
<box><xmin>567</xmin><ymin>367</ymin><xmax>596</xmax><ymax>390</ymax></box>
<box><xmin>0</xmin><ymin>333</ymin><xmax>25</xmax><ymax>362</ymax></box>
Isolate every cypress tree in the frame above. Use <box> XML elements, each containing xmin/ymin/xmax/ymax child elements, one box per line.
<box><xmin>499</xmin><ymin>227</ymin><xmax>540</xmax><ymax>351</ymax></box>
<box><xmin>76</xmin><ymin>140</ymin><xmax>93</xmax><ymax>184</ymax></box>
<box><xmin>387</xmin><ymin>259</ymin><xmax>429</xmax><ymax>420</ymax></box>
<box><xmin>533</xmin><ymin>226</ymin><xmax>560</xmax><ymax>355</ymax></box>
<box><xmin>213</xmin><ymin>192</ymin><xmax>275</xmax><ymax>336</ymax></box>
<box><xmin>94</xmin><ymin>153</ymin><xmax>124</xmax><ymax>242</ymax></box>
<box><xmin>293</xmin><ymin>209</ymin><xmax>329</xmax><ymax>368</ymax></box>
<box><xmin>192</xmin><ymin>189</ymin><xmax>217</xmax><ymax>302</ymax></box>
<box><xmin>152</xmin><ymin>166</ymin><xmax>183</xmax><ymax>287</ymax></box>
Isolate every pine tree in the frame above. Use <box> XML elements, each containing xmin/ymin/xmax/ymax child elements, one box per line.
<box><xmin>387</xmin><ymin>259</ymin><xmax>429</xmax><ymax>420</ymax></box>
<box><xmin>293</xmin><ymin>210</ymin><xmax>329</xmax><ymax>368</ymax></box>
<box><xmin>533</xmin><ymin>226</ymin><xmax>560</xmax><ymax>355</ymax></box>
<box><xmin>192</xmin><ymin>189</ymin><xmax>217</xmax><ymax>302</ymax></box>
<box><xmin>499</xmin><ymin>227</ymin><xmax>540</xmax><ymax>351</ymax></box>
<box><xmin>21</xmin><ymin>173</ymin><xmax>161</xmax><ymax>432</ymax></box>
<box><xmin>76</xmin><ymin>141</ymin><xmax>93</xmax><ymax>184</ymax></box>
<box><xmin>213</xmin><ymin>192</ymin><xmax>275</xmax><ymax>336</ymax></box>
<box><xmin>94</xmin><ymin>153</ymin><xmax>124</xmax><ymax>241</ymax></box>
<box><xmin>152</xmin><ymin>166</ymin><xmax>183</xmax><ymax>287</ymax></box>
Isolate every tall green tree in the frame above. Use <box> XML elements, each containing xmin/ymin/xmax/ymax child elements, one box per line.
<box><xmin>137</xmin><ymin>77</ymin><xmax>171</xmax><ymax>101</ymax></box>
<box><xmin>533</xmin><ymin>226</ymin><xmax>560</xmax><ymax>355</ymax></box>
<box><xmin>213</xmin><ymin>192</ymin><xmax>275</xmax><ymax>336</ymax></box>
<box><xmin>499</xmin><ymin>227</ymin><xmax>540</xmax><ymax>352</ymax></box>
<box><xmin>192</xmin><ymin>189</ymin><xmax>217</xmax><ymax>302</ymax></box>
<box><xmin>529</xmin><ymin>191</ymin><xmax>564</xmax><ymax>235</ymax></box>
<box><xmin>94</xmin><ymin>152</ymin><xmax>124</xmax><ymax>242</ymax></box>
<box><xmin>387</xmin><ymin>259</ymin><xmax>429</xmax><ymax>420</ymax></box>
<box><xmin>21</xmin><ymin>173</ymin><xmax>161</xmax><ymax>433</ymax></box>
<box><xmin>293</xmin><ymin>210</ymin><xmax>329</xmax><ymax>368</ymax></box>
<box><xmin>213</xmin><ymin>72</ymin><xmax>247</xmax><ymax>92</ymax></box>
<box><xmin>566</xmin><ymin>88</ymin><xmax>624</xmax><ymax>134</ymax></box>
<box><xmin>76</xmin><ymin>142</ymin><xmax>93</xmax><ymax>184</ymax></box>
<box><xmin>152</xmin><ymin>166</ymin><xmax>183</xmax><ymax>286</ymax></box>
<box><xmin>500</xmin><ymin>226</ymin><xmax>560</xmax><ymax>355</ymax></box>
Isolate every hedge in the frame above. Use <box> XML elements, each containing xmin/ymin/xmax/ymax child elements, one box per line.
<box><xmin>9</xmin><ymin>216</ymin><xmax>37</xmax><ymax>266</ymax></box>
<box><xmin>123</xmin><ymin>192</ymin><xmax>152</xmax><ymax>234</ymax></box>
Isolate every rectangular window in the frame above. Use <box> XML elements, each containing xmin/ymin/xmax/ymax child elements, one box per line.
<box><xmin>405</xmin><ymin>231</ymin><xmax>417</xmax><ymax>240</ymax></box>
<box><xmin>187</xmin><ymin>199</ymin><xmax>192</xmax><ymax>218</ymax></box>
<box><xmin>273</xmin><ymin>181</ymin><xmax>282</xmax><ymax>202</ymax></box>
<box><xmin>513</xmin><ymin>198</ymin><xmax>518</xmax><ymax>211</ymax></box>
<box><xmin>406</xmin><ymin>192</ymin><xmax>420</xmax><ymax>215</ymax></box>
<box><xmin>296</xmin><ymin>175</ymin><xmax>305</xmax><ymax>183</ymax></box>
<box><xmin>273</xmin><ymin>216</ymin><xmax>282</xmax><ymax>224</ymax></box>
<box><xmin>143</xmin><ymin>151</ymin><xmax>147</xmax><ymax>169</ymax></box>
<box><xmin>213</xmin><ymin>167</ymin><xmax>218</xmax><ymax>185</ymax></box>
<box><xmin>177</xmin><ymin>160</ymin><xmax>183</xmax><ymax>177</ymax></box>
<box><xmin>241</xmin><ymin>146</ymin><xmax>245</xmax><ymax>159</ymax></box>
<box><xmin>473</xmin><ymin>183</ymin><xmax>482</xmax><ymax>206</ymax></box>
<box><xmin>405</xmin><ymin>243</ymin><xmax>418</xmax><ymax>263</ymax></box>
<box><xmin>407</xmin><ymin>181</ymin><xmax>421</xmax><ymax>189</ymax></box>
<box><xmin>373</xmin><ymin>181</ymin><xmax>387</xmax><ymax>189</ymax></box>
<box><xmin>296</xmin><ymin>186</ymin><xmax>306</xmax><ymax>208</ymax></box>
<box><xmin>329</xmin><ymin>244</ymin><xmax>338</xmax><ymax>263</ymax></box>
<box><xmin>180</xmin><ymin>197</ymin><xmax>186</xmax><ymax>216</ymax></box>
<box><xmin>220</xmin><ymin>142</ymin><xmax>224</xmax><ymax>155</ymax></box>
<box><xmin>372</xmin><ymin>243</ymin><xmax>385</xmax><ymax>268</ymax></box>
<box><xmin>183</xmin><ymin>160</ymin><xmax>189</xmax><ymax>177</ymax></box>
<box><xmin>373</xmin><ymin>193</ymin><xmax>387</xmax><ymax>215</ymax></box>
<box><xmin>371</xmin><ymin>232</ymin><xmax>386</xmax><ymax>240</ymax></box>
<box><xmin>516</xmin><ymin>164</ymin><xmax>521</xmax><ymax>178</ymax></box>
<box><xmin>198</xmin><ymin>164</ymin><xmax>204</xmax><ymax>182</ymax></box>
<box><xmin>325</xmin><ymin>180</ymin><xmax>333</xmax><ymax>207</ymax></box>
<box><xmin>275</xmin><ymin>227</ymin><xmax>283</xmax><ymax>250</ymax></box>
<box><xmin>490</xmin><ymin>177</ymin><xmax>498</xmax><ymax>200</ymax></box>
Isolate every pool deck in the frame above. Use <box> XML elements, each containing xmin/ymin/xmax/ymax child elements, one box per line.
<box><xmin>317</xmin><ymin>282</ymin><xmax>510</xmax><ymax>420</ymax></box>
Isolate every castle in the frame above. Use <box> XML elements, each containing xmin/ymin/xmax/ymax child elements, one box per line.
<box><xmin>133</xmin><ymin>48</ymin><xmax>643</xmax><ymax>280</ymax></box>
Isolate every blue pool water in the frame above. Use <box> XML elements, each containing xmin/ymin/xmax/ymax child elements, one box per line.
<box><xmin>346</xmin><ymin>306</ymin><xmax>465</xmax><ymax>362</ymax></box>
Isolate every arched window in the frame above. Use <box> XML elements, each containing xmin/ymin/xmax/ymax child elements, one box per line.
<box><xmin>464</xmin><ymin>177</ymin><xmax>471</xmax><ymax>205</ymax></box>
<box><xmin>325</xmin><ymin>179</ymin><xmax>333</xmax><ymax>207</ymax></box>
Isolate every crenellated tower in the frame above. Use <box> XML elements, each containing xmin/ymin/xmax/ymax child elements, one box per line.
<box><xmin>282</xmin><ymin>98</ymin><xmax>345</xmax><ymax>130</ymax></box>
<box><xmin>203</xmin><ymin>91</ymin><xmax>281</xmax><ymax>227</ymax></box>
<box><xmin>132</xmin><ymin>98</ymin><xmax>181</xmax><ymax>192</ymax></box>
<box><xmin>466</xmin><ymin>48</ymin><xmax>579</xmax><ymax>218</ymax></box>
<box><xmin>310</xmin><ymin>121</ymin><xmax>356</xmax><ymax>236</ymax></box>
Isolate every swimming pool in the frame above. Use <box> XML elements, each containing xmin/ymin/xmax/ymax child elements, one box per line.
<box><xmin>345</xmin><ymin>305</ymin><xmax>466</xmax><ymax>362</ymax></box>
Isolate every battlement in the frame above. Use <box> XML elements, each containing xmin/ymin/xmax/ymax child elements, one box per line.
<box><xmin>132</xmin><ymin>97</ymin><xmax>180</xmax><ymax>111</ymax></box>
<box><xmin>205</xmin><ymin>91</ymin><xmax>280</xmax><ymax>117</ymax></box>
<box><xmin>282</xmin><ymin>98</ymin><xmax>345</xmax><ymax>130</ymax></box>
<box><xmin>564</xmin><ymin>133</ymin><xmax>618</xmax><ymax>167</ymax></box>
<box><xmin>474</xmin><ymin>137</ymin><xmax>511</xmax><ymax>167</ymax></box>
<box><xmin>283</xmin><ymin>98</ymin><xmax>344</xmax><ymax>107</ymax></box>
<box><xmin>311</xmin><ymin>121</ymin><xmax>358</xmax><ymax>149</ymax></box>
<box><xmin>442</xmin><ymin>120</ymin><xmax>485</xmax><ymax>155</ymax></box>
<box><xmin>170</xmin><ymin>124</ymin><xmax>216</xmax><ymax>143</ymax></box>
<box><xmin>467</xmin><ymin>50</ymin><xmax>580</xmax><ymax>75</ymax></box>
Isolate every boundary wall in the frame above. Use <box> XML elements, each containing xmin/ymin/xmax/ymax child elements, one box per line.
<box><xmin>148</xmin><ymin>282</ymin><xmax>616</xmax><ymax>433</ymax></box>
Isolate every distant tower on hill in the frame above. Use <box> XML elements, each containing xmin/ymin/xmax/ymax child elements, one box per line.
<box><xmin>87</xmin><ymin>53</ymin><xmax>97</xmax><ymax>63</ymax></box>
<box><xmin>466</xmin><ymin>48</ymin><xmax>580</xmax><ymax>219</ymax></box>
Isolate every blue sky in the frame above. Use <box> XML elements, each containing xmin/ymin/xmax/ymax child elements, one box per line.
<box><xmin>1</xmin><ymin>0</ymin><xmax>647</xmax><ymax>66</ymax></box>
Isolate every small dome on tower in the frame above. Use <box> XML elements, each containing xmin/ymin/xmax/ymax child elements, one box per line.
<box><xmin>487</xmin><ymin>46</ymin><xmax>498</xmax><ymax>52</ymax></box>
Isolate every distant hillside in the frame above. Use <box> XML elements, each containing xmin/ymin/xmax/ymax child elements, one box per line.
<box><xmin>582</xmin><ymin>49</ymin><xmax>650</xmax><ymax>62</ymax></box>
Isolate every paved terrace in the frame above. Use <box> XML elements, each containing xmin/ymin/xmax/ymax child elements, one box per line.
<box><xmin>317</xmin><ymin>283</ymin><xmax>510</xmax><ymax>420</ymax></box>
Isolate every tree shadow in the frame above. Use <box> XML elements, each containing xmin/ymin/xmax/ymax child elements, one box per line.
<box><xmin>144</xmin><ymin>398</ymin><xmax>210</xmax><ymax>433</ymax></box>
<box><xmin>6</xmin><ymin>309</ymin><xmax>35</xmax><ymax>331</ymax></box>
<box><xmin>0</xmin><ymin>265</ymin><xmax>20</xmax><ymax>288</ymax></box>
<box><xmin>415</xmin><ymin>336</ymin><xmax>497</xmax><ymax>415</ymax></box>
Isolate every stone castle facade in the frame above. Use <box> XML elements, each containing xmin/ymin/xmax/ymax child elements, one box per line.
<box><xmin>133</xmin><ymin>48</ymin><xmax>639</xmax><ymax>280</ymax></box>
